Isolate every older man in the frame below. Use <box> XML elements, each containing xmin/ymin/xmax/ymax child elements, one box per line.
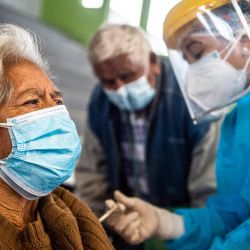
<box><xmin>0</xmin><ymin>24</ymin><xmax>113</xmax><ymax>250</ymax></box>
<box><xmin>76</xmin><ymin>24</ymin><xmax>219</xmax><ymax>249</ymax></box>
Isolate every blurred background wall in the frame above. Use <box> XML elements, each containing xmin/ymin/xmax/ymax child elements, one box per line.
<box><xmin>0</xmin><ymin>0</ymin><xmax>184</xmax><ymax>58</ymax></box>
<box><xmin>41</xmin><ymin>0</ymin><xmax>110</xmax><ymax>44</ymax></box>
<box><xmin>0</xmin><ymin>0</ymin><xmax>42</xmax><ymax>17</ymax></box>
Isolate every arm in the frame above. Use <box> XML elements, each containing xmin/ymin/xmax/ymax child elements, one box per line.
<box><xmin>210</xmin><ymin>218</ymin><xmax>250</xmax><ymax>250</ymax></box>
<box><xmin>188</xmin><ymin>121</ymin><xmax>221</xmax><ymax>207</ymax></box>
<box><xmin>105</xmin><ymin>191</ymin><xmax>185</xmax><ymax>245</ymax></box>
<box><xmin>104</xmin><ymin>190</ymin><xmax>249</xmax><ymax>250</ymax></box>
<box><xmin>104</xmin><ymin>106</ymin><xmax>250</xmax><ymax>249</ymax></box>
<box><xmin>75</xmin><ymin>121</ymin><xmax>108</xmax><ymax>216</ymax></box>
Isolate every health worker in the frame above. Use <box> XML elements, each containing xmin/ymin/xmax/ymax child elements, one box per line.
<box><xmin>103</xmin><ymin>1</ymin><xmax>250</xmax><ymax>249</ymax></box>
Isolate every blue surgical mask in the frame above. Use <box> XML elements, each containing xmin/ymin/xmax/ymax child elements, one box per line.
<box><xmin>104</xmin><ymin>75</ymin><xmax>156</xmax><ymax>111</ymax></box>
<box><xmin>0</xmin><ymin>105</ymin><xmax>81</xmax><ymax>200</ymax></box>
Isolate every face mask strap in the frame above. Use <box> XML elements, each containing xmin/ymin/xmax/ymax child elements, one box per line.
<box><xmin>220</xmin><ymin>31</ymin><xmax>244</xmax><ymax>61</ymax></box>
<box><xmin>0</xmin><ymin>160</ymin><xmax>6</xmax><ymax>165</ymax></box>
<box><xmin>231</xmin><ymin>0</ymin><xmax>250</xmax><ymax>40</ymax></box>
<box><xmin>0</xmin><ymin>123</ymin><xmax>14</xmax><ymax>128</ymax></box>
<box><xmin>218</xmin><ymin>29</ymin><xmax>250</xmax><ymax>67</ymax></box>
<box><xmin>242</xmin><ymin>53</ymin><xmax>250</xmax><ymax>72</ymax></box>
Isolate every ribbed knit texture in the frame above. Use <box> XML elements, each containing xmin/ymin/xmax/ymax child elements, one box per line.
<box><xmin>0</xmin><ymin>187</ymin><xmax>114</xmax><ymax>250</ymax></box>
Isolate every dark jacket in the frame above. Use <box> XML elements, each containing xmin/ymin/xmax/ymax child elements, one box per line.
<box><xmin>87</xmin><ymin>57</ymin><xmax>212</xmax><ymax>207</ymax></box>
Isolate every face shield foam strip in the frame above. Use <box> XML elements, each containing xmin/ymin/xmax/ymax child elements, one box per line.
<box><xmin>231</xmin><ymin>0</ymin><xmax>250</xmax><ymax>40</ymax></box>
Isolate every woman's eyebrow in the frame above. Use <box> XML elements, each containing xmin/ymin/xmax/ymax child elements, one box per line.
<box><xmin>51</xmin><ymin>90</ymin><xmax>62</xmax><ymax>98</ymax></box>
<box><xmin>15</xmin><ymin>88</ymin><xmax>44</xmax><ymax>99</ymax></box>
<box><xmin>15</xmin><ymin>89</ymin><xmax>62</xmax><ymax>99</ymax></box>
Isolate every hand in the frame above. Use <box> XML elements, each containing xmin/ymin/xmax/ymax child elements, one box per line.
<box><xmin>105</xmin><ymin>190</ymin><xmax>158</xmax><ymax>244</ymax></box>
<box><xmin>105</xmin><ymin>191</ymin><xmax>184</xmax><ymax>245</ymax></box>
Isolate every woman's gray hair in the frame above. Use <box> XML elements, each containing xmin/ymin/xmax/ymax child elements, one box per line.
<box><xmin>88</xmin><ymin>24</ymin><xmax>151</xmax><ymax>71</ymax></box>
<box><xmin>0</xmin><ymin>24</ymin><xmax>48</xmax><ymax>105</ymax></box>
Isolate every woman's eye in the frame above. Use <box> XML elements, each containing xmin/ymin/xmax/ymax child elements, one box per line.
<box><xmin>186</xmin><ymin>41</ymin><xmax>205</xmax><ymax>60</ymax></box>
<box><xmin>55</xmin><ymin>99</ymin><xmax>63</xmax><ymax>105</ymax></box>
<box><xmin>23</xmin><ymin>99</ymin><xmax>39</xmax><ymax>105</ymax></box>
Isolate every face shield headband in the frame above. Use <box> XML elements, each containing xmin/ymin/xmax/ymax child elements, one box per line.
<box><xmin>167</xmin><ymin>0</ymin><xmax>250</xmax><ymax>124</ymax></box>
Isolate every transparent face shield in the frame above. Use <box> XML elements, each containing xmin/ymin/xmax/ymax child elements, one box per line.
<box><xmin>167</xmin><ymin>1</ymin><xmax>250</xmax><ymax>123</ymax></box>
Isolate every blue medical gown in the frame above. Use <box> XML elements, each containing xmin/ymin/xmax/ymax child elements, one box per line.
<box><xmin>168</xmin><ymin>94</ymin><xmax>250</xmax><ymax>250</ymax></box>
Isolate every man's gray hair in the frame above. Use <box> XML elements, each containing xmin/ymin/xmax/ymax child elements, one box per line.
<box><xmin>88</xmin><ymin>24</ymin><xmax>151</xmax><ymax>71</ymax></box>
<box><xmin>0</xmin><ymin>24</ymin><xmax>48</xmax><ymax>105</ymax></box>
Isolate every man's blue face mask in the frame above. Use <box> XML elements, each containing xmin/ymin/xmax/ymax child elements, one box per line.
<box><xmin>104</xmin><ymin>75</ymin><xmax>156</xmax><ymax>111</ymax></box>
<box><xmin>0</xmin><ymin>105</ymin><xmax>82</xmax><ymax>200</ymax></box>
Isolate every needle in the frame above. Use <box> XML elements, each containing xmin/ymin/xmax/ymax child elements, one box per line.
<box><xmin>99</xmin><ymin>204</ymin><xmax>118</xmax><ymax>223</ymax></box>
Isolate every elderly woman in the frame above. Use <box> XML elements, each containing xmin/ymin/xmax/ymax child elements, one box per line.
<box><xmin>0</xmin><ymin>24</ymin><xmax>113</xmax><ymax>249</ymax></box>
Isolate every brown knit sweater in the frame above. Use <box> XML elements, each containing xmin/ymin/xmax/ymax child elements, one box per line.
<box><xmin>0</xmin><ymin>187</ymin><xmax>114</xmax><ymax>250</ymax></box>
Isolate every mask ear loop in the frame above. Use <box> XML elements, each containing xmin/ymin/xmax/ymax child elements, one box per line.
<box><xmin>226</xmin><ymin>0</ymin><xmax>250</xmax><ymax>63</ymax></box>
<box><xmin>231</xmin><ymin>0</ymin><xmax>250</xmax><ymax>40</ymax></box>
<box><xmin>220</xmin><ymin>31</ymin><xmax>245</xmax><ymax>61</ymax></box>
<box><xmin>237</xmin><ymin>54</ymin><xmax>250</xmax><ymax>83</ymax></box>
<box><xmin>219</xmin><ymin>30</ymin><xmax>250</xmax><ymax>74</ymax></box>
<box><xmin>243</xmin><ymin>50</ymin><xmax>250</xmax><ymax>69</ymax></box>
<box><xmin>0</xmin><ymin>123</ymin><xmax>14</xmax><ymax>128</ymax></box>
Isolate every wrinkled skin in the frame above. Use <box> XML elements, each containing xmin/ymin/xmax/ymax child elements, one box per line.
<box><xmin>0</xmin><ymin>61</ymin><xmax>63</xmax><ymax>159</ymax></box>
<box><xmin>93</xmin><ymin>53</ymin><xmax>160</xmax><ymax>90</ymax></box>
<box><xmin>0</xmin><ymin>61</ymin><xmax>63</xmax><ymax>228</ymax></box>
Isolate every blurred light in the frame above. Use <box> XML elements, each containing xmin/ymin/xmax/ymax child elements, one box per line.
<box><xmin>81</xmin><ymin>0</ymin><xmax>104</xmax><ymax>9</ymax></box>
<box><xmin>147</xmin><ymin>0</ymin><xmax>181</xmax><ymax>39</ymax></box>
<box><xmin>146</xmin><ymin>0</ymin><xmax>181</xmax><ymax>55</ymax></box>
<box><xmin>107</xmin><ymin>0</ymin><xmax>143</xmax><ymax>26</ymax></box>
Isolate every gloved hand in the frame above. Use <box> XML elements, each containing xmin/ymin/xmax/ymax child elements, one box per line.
<box><xmin>105</xmin><ymin>191</ymin><xmax>184</xmax><ymax>245</ymax></box>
